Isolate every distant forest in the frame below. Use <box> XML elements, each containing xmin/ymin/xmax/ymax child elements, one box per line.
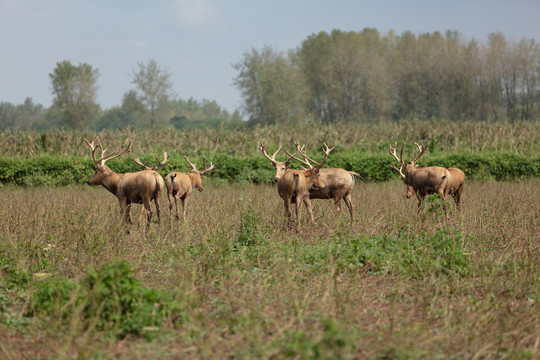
<box><xmin>1</xmin><ymin>28</ymin><xmax>539</xmax><ymax>131</ymax></box>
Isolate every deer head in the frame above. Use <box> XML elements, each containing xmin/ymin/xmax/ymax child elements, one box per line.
<box><xmin>286</xmin><ymin>142</ymin><xmax>334</xmax><ymax>190</ymax></box>
<box><xmin>184</xmin><ymin>156</ymin><xmax>215</xmax><ymax>192</ymax></box>
<box><xmin>260</xmin><ymin>142</ymin><xmax>300</xmax><ymax>182</ymax></box>
<box><xmin>389</xmin><ymin>140</ymin><xmax>427</xmax><ymax>178</ymax></box>
<box><xmin>84</xmin><ymin>139</ymin><xmax>132</xmax><ymax>185</ymax></box>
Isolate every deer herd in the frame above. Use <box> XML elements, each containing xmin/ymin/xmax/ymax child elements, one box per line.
<box><xmin>84</xmin><ymin>138</ymin><xmax>465</xmax><ymax>232</ymax></box>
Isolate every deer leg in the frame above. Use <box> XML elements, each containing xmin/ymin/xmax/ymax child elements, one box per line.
<box><xmin>182</xmin><ymin>194</ymin><xmax>191</xmax><ymax>222</ymax></box>
<box><xmin>120</xmin><ymin>201</ymin><xmax>132</xmax><ymax>225</ymax></box>
<box><xmin>154</xmin><ymin>195</ymin><xmax>161</xmax><ymax>227</ymax></box>
<box><xmin>283</xmin><ymin>198</ymin><xmax>292</xmax><ymax>228</ymax></box>
<box><xmin>295</xmin><ymin>194</ymin><xmax>303</xmax><ymax>232</ymax></box>
<box><xmin>343</xmin><ymin>193</ymin><xmax>354</xmax><ymax>226</ymax></box>
<box><xmin>303</xmin><ymin>197</ymin><xmax>315</xmax><ymax>225</ymax></box>
<box><xmin>144</xmin><ymin>201</ymin><xmax>152</xmax><ymax>232</ymax></box>
<box><xmin>334</xmin><ymin>197</ymin><xmax>342</xmax><ymax>215</ymax></box>
<box><xmin>416</xmin><ymin>193</ymin><xmax>425</xmax><ymax>215</ymax></box>
<box><xmin>455</xmin><ymin>185</ymin><xmax>463</xmax><ymax>208</ymax></box>
<box><xmin>168</xmin><ymin>192</ymin><xmax>176</xmax><ymax>219</ymax></box>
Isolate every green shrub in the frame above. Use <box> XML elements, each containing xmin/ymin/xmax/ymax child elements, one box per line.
<box><xmin>330</xmin><ymin>230</ymin><xmax>468</xmax><ymax>278</ymax></box>
<box><xmin>0</xmin><ymin>151</ymin><xmax>538</xmax><ymax>186</ymax></box>
<box><xmin>26</xmin><ymin>261</ymin><xmax>182</xmax><ymax>339</ymax></box>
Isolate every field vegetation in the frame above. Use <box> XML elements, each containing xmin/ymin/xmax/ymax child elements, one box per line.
<box><xmin>0</xmin><ymin>120</ymin><xmax>539</xmax><ymax>187</ymax></box>
<box><xmin>1</xmin><ymin>121</ymin><xmax>540</xmax><ymax>358</ymax></box>
<box><xmin>0</xmin><ymin>179</ymin><xmax>539</xmax><ymax>358</ymax></box>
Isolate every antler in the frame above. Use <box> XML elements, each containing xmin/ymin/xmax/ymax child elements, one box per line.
<box><xmin>286</xmin><ymin>142</ymin><xmax>333</xmax><ymax>170</ymax></box>
<box><xmin>84</xmin><ymin>138</ymin><xmax>132</xmax><ymax>165</ymax></box>
<box><xmin>199</xmin><ymin>157</ymin><xmax>216</xmax><ymax>175</ymax></box>
<box><xmin>184</xmin><ymin>155</ymin><xmax>215</xmax><ymax>175</ymax></box>
<box><xmin>317</xmin><ymin>143</ymin><xmax>334</xmax><ymax>169</ymax></box>
<box><xmin>184</xmin><ymin>156</ymin><xmax>198</xmax><ymax>173</ymax></box>
<box><xmin>388</xmin><ymin>141</ymin><xmax>406</xmax><ymax>166</ymax></box>
<box><xmin>390</xmin><ymin>162</ymin><xmax>405</xmax><ymax>179</ymax></box>
<box><xmin>411</xmin><ymin>142</ymin><xmax>427</xmax><ymax>164</ymax></box>
<box><xmin>260</xmin><ymin>142</ymin><xmax>282</xmax><ymax>165</ymax></box>
<box><xmin>285</xmin><ymin>143</ymin><xmax>312</xmax><ymax>168</ymax></box>
<box><xmin>134</xmin><ymin>152</ymin><xmax>168</xmax><ymax>171</ymax></box>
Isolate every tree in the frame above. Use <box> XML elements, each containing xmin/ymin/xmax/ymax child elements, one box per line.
<box><xmin>233</xmin><ymin>46</ymin><xmax>308</xmax><ymax>125</ymax></box>
<box><xmin>131</xmin><ymin>59</ymin><xmax>173</xmax><ymax>128</ymax></box>
<box><xmin>49</xmin><ymin>60</ymin><xmax>99</xmax><ymax>129</ymax></box>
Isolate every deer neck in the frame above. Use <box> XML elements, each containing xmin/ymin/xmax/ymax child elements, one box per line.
<box><xmin>101</xmin><ymin>171</ymin><xmax>124</xmax><ymax>195</ymax></box>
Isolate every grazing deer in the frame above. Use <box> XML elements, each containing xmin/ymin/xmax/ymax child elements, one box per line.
<box><xmin>260</xmin><ymin>142</ymin><xmax>361</xmax><ymax>226</ymax></box>
<box><xmin>389</xmin><ymin>141</ymin><xmax>450</xmax><ymax>218</ymax></box>
<box><xmin>164</xmin><ymin>156</ymin><xmax>215</xmax><ymax>221</ymax></box>
<box><xmin>404</xmin><ymin>167</ymin><xmax>465</xmax><ymax>209</ymax></box>
<box><xmin>84</xmin><ymin>139</ymin><xmax>165</xmax><ymax>231</ymax></box>
<box><xmin>277</xmin><ymin>144</ymin><xmax>333</xmax><ymax>231</ymax></box>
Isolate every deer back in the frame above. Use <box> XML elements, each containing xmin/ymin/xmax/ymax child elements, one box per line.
<box><xmin>407</xmin><ymin>166</ymin><xmax>449</xmax><ymax>194</ymax></box>
<box><xmin>165</xmin><ymin>172</ymin><xmax>194</xmax><ymax>198</ymax></box>
<box><xmin>447</xmin><ymin>168</ymin><xmax>465</xmax><ymax>191</ymax></box>
<box><xmin>309</xmin><ymin>168</ymin><xmax>355</xmax><ymax>199</ymax></box>
<box><xmin>277</xmin><ymin>170</ymin><xmax>308</xmax><ymax>200</ymax></box>
<box><xmin>116</xmin><ymin>170</ymin><xmax>162</xmax><ymax>204</ymax></box>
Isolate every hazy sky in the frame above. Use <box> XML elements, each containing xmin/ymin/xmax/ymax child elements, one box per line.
<box><xmin>1</xmin><ymin>0</ymin><xmax>539</xmax><ymax>113</ymax></box>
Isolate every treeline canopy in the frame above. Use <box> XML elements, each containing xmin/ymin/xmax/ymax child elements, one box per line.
<box><xmin>1</xmin><ymin>29</ymin><xmax>539</xmax><ymax>131</ymax></box>
<box><xmin>234</xmin><ymin>29</ymin><xmax>540</xmax><ymax>124</ymax></box>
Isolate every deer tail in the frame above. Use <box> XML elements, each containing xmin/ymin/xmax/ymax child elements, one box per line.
<box><xmin>349</xmin><ymin>171</ymin><xmax>363</xmax><ymax>181</ymax></box>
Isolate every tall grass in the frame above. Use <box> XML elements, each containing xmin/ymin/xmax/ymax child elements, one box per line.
<box><xmin>1</xmin><ymin>120</ymin><xmax>539</xmax><ymax>158</ymax></box>
<box><xmin>1</xmin><ymin>180</ymin><xmax>539</xmax><ymax>358</ymax></box>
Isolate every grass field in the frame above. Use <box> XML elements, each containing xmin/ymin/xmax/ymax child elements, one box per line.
<box><xmin>1</xmin><ymin>179</ymin><xmax>539</xmax><ymax>359</ymax></box>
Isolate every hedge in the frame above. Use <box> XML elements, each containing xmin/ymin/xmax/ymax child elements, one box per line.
<box><xmin>0</xmin><ymin>152</ymin><xmax>539</xmax><ymax>187</ymax></box>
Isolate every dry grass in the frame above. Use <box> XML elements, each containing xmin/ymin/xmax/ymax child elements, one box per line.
<box><xmin>1</xmin><ymin>180</ymin><xmax>540</xmax><ymax>359</ymax></box>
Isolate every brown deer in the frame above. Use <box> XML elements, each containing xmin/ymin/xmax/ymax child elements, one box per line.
<box><xmin>401</xmin><ymin>167</ymin><xmax>465</xmax><ymax>209</ymax></box>
<box><xmin>133</xmin><ymin>153</ymin><xmax>168</xmax><ymax>224</ymax></box>
<box><xmin>278</xmin><ymin>144</ymin><xmax>333</xmax><ymax>231</ymax></box>
<box><xmin>84</xmin><ymin>139</ymin><xmax>165</xmax><ymax>231</ymax></box>
<box><xmin>389</xmin><ymin>141</ymin><xmax>450</xmax><ymax>218</ymax></box>
<box><xmin>260</xmin><ymin>142</ymin><xmax>361</xmax><ymax>225</ymax></box>
<box><xmin>164</xmin><ymin>156</ymin><xmax>215</xmax><ymax>221</ymax></box>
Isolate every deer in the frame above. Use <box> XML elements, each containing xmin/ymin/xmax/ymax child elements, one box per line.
<box><xmin>277</xmin><ymin>143</ymin><xmax>333</xmax><ymax>231</ymax></box>
<box><xmin>389</xmin><ymin>140</ymin><xmax>450</xmax><ymax>218</ymax></box>
<box><xmin>164</xmin><ymin>156</ymin><xmax>215</xmax><ymax>221</ymax></box>
<box><xmin>84</xmin><ymin>139</ymin><xmax>165</xmax><ymax>232</ymax></box>
<box><xmin>260</xmin><ymin>142</ymin><xmax>362</xmax><ymax>226</ymax></box>
<box><xmin>133</xmin><ymin>153</ymin><xmax>168</xmax><ymax>224</ymax></box>
<box><xmin>402</xmin><ymin>167</ymin><xmax>465</xmax><ymax>209</ymax></box>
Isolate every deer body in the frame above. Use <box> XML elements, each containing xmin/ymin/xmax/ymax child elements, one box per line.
<box><xmin>278</xmin><ymin>168</ymin><xmax>324</xmax><ymax>231</ymax></box>
<box><xmin>164</xmin><ymin>156</ymin><xmax>214</xmax><ymax>221</ymax></box>
<box><xmin>260</xmin><ymin>143</ymin><xmax>359</xmax><ymax>226</ymax></box>
<box><xmin>309</xmin><ymin>168</ymin><xmax>361</xmax><ymax>224</ymax></box>
<box><xmin>389</xmin><ymin>141</ymin><xmax>451</xmax><ymax>218</ymax></box>
<box><xmin>85</xmin><ymin>139</ymin><xmax>165</xmax><ymax>231</ymax></box>
<box><xmin>410</xmin><ymin>167</ymin><xmax>464</xmax><ymax>208</ymax></box>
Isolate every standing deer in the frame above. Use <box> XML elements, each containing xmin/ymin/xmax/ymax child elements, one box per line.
<box><xmin>84</xmin><ymin>139</ymin><xmax>165</xmax><ymax>231</ymax></box>
<box><xmin>133</xmin><ymin>153</ymin><xmax>168</xmax><ymax>224</ymax></box>
<box><xmin>260</xmin><ymin>142</ymin><xmax>361</xmax><ymax>226</ymax></box>
<box><xmin>164</xmin><ymin>156</ymin><xmax>215</xmax><ymax>221</ymax></box>
<box><xmin>389</xmin><ymin>141</ymin><xmax>450</xmax><ymax>218</ymax></box>
<box><xmin>277</xmin><ymin>144</ymin><xmax>333</xmax><ymax>231</ymax></box>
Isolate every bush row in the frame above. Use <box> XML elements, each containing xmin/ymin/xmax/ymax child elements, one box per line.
<box><xmin>0</xmin><ymin>152</ymin><xmax>539</xmax><ymax>186</ymax></box>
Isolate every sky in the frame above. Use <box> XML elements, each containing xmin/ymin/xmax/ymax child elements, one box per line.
<box><xmin>1</xmin><ymin>0</ymin><xmax>540</xmax><ymax>114</ymax></box>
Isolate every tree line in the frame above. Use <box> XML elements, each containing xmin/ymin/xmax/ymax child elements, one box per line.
<box><xmin>1</xmin><ymin>28</ymin><xmax>539</xmax><ymax>131</ymax></box>
<box><xmin>0</xmin><ymin>59</ymin><xmax>242</xmax><ymax>131</ymax></box>
<box><xmin>234</xmin><ymin>29</ymin><xmax>540</xmax><ymax>124</ymax></box>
